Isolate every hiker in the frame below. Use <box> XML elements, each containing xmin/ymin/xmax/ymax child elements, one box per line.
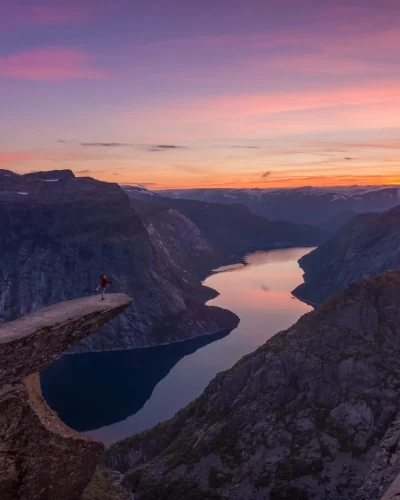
<box><xmin>95</xmin><ymin>273</ymin><xmax>114</xmax><ymax>300</ymax></box>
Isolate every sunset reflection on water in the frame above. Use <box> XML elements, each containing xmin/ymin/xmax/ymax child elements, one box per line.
<box><xmin>84</xmin><ymin>247</ymin><xmax>314</xmax><ymax>445</ymax></box>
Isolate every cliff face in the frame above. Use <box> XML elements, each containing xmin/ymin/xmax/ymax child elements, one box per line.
<box><xmin>356</xmin><ymin>412</ymin><xmax>400</xmax><ymax>499</ymax></box>
<box><xmin>104</xmin><ymin>272</ymin><xmax>400</xmax><ymax>500</ymax></box>
<box><xmin>293</xmin><ymin>205</ymin><xmax>400</xmax><ymax>305</ymax></box>
<box><xmin>0</xmin><ymin>294</ymin><xmax>131</xmax><ymax>500</ymax></box>
<box><xmin>124</xmin><ymin>186</ymin><xmax>327</xmax><ymax>263</ymax></box>
<box><xmin>0</xmin><ymin>170</ymin><xmax>238</xmax><ymax>351</ymax></box>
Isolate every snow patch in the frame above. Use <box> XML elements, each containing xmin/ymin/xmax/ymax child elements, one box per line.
<box><xmin>18</xmin><ymin>192</ymin><xmax>28</xmax><ymax>195</ymax></box>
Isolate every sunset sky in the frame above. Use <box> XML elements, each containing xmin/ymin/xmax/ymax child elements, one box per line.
<box><xmin>1</xmin><ymin>0</ymin><xmax>400</xmax><ymax>189</ymax></box>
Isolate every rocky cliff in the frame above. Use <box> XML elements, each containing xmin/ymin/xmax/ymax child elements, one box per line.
<box><xmin>0</xmin><ymin>169</ymin><xmax>238</xmax><ymax>351</ymax></box>
<box><xmin>293</xmin><ymin>205</ymin><xmax>400</xmax><ymax>305</ymax></box>
<box><xmin>123</xmin><ymin>186</ymin><xmax>326</xmax><ymax>266</ymax></box>
<box><xmin>0</xmin><ymin>293</ymin><xmax>131</xmax><ymax>500</ymax></box>
<box><xmin>104</xmin><ymin>272</ymin><xmax>400</xmax><ymax>500</ymax></box>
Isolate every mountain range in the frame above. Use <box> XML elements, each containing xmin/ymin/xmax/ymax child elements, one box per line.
<box><xmin>0</xmin><ymin>169</ymin><xmax>323</xmax><ymax>352</ymax></box>
<box><xmin>159</xmin><ymin>185</ymin><xmax>400</xmax><ymax>227</ymax></box>
<box><xmin>122</xmin><ymin>185</ymin><xmax>325</xmax><ymax>269</ymax></box>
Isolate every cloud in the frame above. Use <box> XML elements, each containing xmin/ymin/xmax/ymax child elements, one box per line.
<box><xmin>315</xmin><ymin>140</ymin><xmax>400</xmax><ymax>151</ymax></box>
<box><xmin>147</xmin><ymin>144</ymin><xmax>186</xmax><ymax>152</ymax></box>
<box><xmin>0</xmin><ymin>152</ymin><xmax>31</xmax><ymax>162</ymax></box>
<box><xmin>172</xmin><ymin>164</ymin><xmax>213</xmax><ymax>174</ymax></box>
<box><xmin>345</xmin><ymin>157</ymin><xmax>353</xmax><ymax>160</ymax></box>
<box><xmin>75</xmin><ymin>169</ymin><xmax>90</xmax><ymax>174</ymax></box>
<box><xmin>129</xmin><ymin>81</ymin><xmax>400</xmax><ymax>142</ymax></box>
<box><xmin>64</xmin><ymin>141</ymin><xmax>187</xmax><ymax>151</ymax></box>
<box><xmin>81</xmin><ymin>142</ymin><xmax>134</xmax><ymax>147</ymax></box>
<box><xmin>0</xmin><ymin>48</ymin><xmax>110</xmax><ymax>81</ymax></box>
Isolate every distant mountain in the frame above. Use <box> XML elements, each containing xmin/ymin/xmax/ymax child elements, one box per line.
<box><xmin>104</xmin><ymin>271</ymin><xmax>400</xmax><ymax>500</ymax></box>
<box><xmin>159</xmin><ymin>186</ymin><xmax>400</xmax><ymax>227</ymax></box>
<box><xmin>0</xmin><ymin>170</ymin><xmax>238</xmax><ymax>351</ymax></box>
<box><xmin>0</xmin><ymin>170</ymin><xmax>324</xmax><ymax>353</ymax></box>
<box><xmin>293</xmin><ymin>204</ymin><xmax>400</xmax><ymax>304</ymax></box>
<box><xmin>122</xmin><ymin>185</ymin><xmax>326</xmax><ymax>265</ymax></box>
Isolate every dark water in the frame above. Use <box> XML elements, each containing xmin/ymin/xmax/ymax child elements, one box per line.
<box><xmin>41</xmin><ymin>247</ymin><xmax>313</xmax><ymax>446</ymax></box>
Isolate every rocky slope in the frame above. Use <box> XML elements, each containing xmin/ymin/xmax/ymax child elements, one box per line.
<box><xmin>123</xmin><ymin>186</ymin><xmax>326</xmax><ymax>268</ymax></box>
<box><xmin>104</xmin><ymin>271</ymin><xmax>400</xmax><ymax>500</ymax></box>
<box><xmin>0</xmin><ymin>294</ymin><xmax>131</xmax><ymax>500</ymax></box>
<box><xmin>0</xmin><ymin>170</ymin><xmax>238</xmax><ymax>351</ymax></box>
<box><xmin>160</xmin><ymin>186</ymin><xmax>400</xmax><ymax>226</ymax></box>
<box><xmin>293</xmin><ymin>205</ymin><xmax>400</xmax><ymax>305</ymax></box>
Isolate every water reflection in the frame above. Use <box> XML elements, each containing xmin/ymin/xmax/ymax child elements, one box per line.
<box><xmin>40</xmin><ymin>329</ymin><xmax>230</xmax><ymax>432</ymax></box>
<box><xmin>41</xmin><ymin>247</ymin><xmax>313</xmax><ymax>445</ymax></box>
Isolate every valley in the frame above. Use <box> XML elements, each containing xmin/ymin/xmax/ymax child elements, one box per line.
<box><xmin>41</xmin><ymin>247</ymin><xmax>313</xmax><ymax>445</ymax></box>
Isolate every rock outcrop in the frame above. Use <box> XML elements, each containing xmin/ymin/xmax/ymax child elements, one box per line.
<box><xmin>0</xmin><ymin>294</ymin><xmax>131</xmax><ymax>500</ymax></box>
<box><xmin>293</xmin><ymin>205</ymin><xmax>400</xmax><ymax>305</ymax></box>
<box><xmin>104</xmin><ymin>272</ymin><xmax>400</xmax><ymax>500</ymax></box>
<box><xmin>356</xmin><ymin>412</ymin><xmax>400</xmax><ymax>499</ymax></box>
<box><xmin>0</xmin><ymin>169</ymin><xmax>238</xmax><ymax>352</ymax></box>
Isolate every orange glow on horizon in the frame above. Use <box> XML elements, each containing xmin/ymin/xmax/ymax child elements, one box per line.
<box><xmin>84</xmin><ymin>172</ymin><xmax>400</xmax><ymax>190</ymax></box>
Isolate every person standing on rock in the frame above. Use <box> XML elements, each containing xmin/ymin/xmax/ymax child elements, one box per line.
<box><xmin>95</xmin><ymin>273</ymin><xmax>114</xmax><ymax>300</ymax></box>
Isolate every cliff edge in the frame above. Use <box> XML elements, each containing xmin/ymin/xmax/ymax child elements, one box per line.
<box><xmin>0</xmin><ymin>293</ymin><xmax>131</xmax><ymax>500</ymax></box>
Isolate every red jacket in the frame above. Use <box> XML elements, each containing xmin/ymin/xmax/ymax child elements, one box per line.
<box><xmin>100</xmin><ymin>274</ymin><xmax>113</xmax><ymax>288</ymax></box>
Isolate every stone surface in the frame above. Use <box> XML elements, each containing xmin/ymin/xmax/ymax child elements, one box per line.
<box><xmin>0</xmin><ymin>294</ymin><xmax>131</xmax><ymax>500</ymax></box>
<box><xmin>0</xmin><ymin>294</ymin><xmax>132</xmax><ymax>385</ymax></box>
<box><xmin>105</xmin><ymin>271</ymin><xmax>400</xmax><ymax>500</ymax></box>
<box><xmin>381</xmin><ymin>474</ymin><xmax>400</xmax><ymax>500</ymax></box>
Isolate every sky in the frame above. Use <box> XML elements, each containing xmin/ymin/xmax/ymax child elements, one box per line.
<box><xmin>1</xmin><ymin>0</ymin><xmax>400</xmax><ymax>189</ymax></box>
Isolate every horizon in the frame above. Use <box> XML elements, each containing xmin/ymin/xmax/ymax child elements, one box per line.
<box><xmin>1</xmin><ymin>0</ymin><xmax>400</xmax><ymax>189</ymax></box>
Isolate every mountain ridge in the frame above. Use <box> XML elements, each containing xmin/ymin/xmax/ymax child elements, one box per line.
<box><xmin>103</xmin><ymin>270</ymin><xmax>400</xmax><ymax>500</ymax></box>
<box><xmin>293</xmin><ymin>204</ymin><xmax>400</xmax><ymax>304</ymax></box>
<box><xmin>0</xmin><ymin>169</ymin><xmax>239</xmax><ymax>351</ymax></box>
<box><xmin>157</xmin><ymin>186</ymin><xmax>400</xmax><ymax>226</ymax></box>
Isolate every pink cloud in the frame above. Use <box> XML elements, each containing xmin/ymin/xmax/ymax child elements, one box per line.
<box><xmin>139</xmin><ymin>80</ymin><xmax>400</xmax><ymax>124</ymax></box>
<box><xmin>0</xmin><ymin>48</ymin><xmax>110</xmax><ymax>81</ymax></box>
<box><xmin>0</xmin><ymin>153</ymin><xmax>30</xmax><ymax>162</ymax></box>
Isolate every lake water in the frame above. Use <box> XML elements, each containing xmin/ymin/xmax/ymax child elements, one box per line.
<box><xmin>41</xmin><ymin>247</ymin><xmax>313</xmax><ymax>446</ymax></box>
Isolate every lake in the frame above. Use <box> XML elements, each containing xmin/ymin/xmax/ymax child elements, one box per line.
<box><xmin>41</xmin><ymin>247</ymin><xmax>313</xmax><ymax>446</ymax></box>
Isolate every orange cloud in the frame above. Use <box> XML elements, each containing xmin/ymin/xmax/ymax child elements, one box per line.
<box><xmin>0</xmin><ymin>152</ymin><xmax>32</xmax><ymax>162</ymax></box>
<box><xmin>0</xmin><ymin>48</ymin><xmax>110</xmax><ymax>81</ymax></box>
